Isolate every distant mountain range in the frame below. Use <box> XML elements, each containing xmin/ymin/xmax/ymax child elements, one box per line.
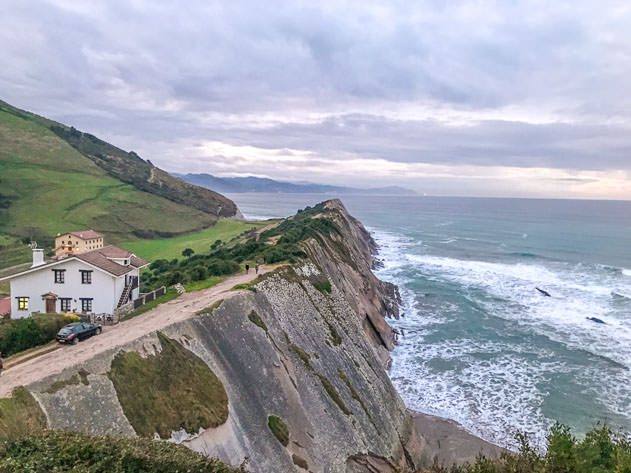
<box><xmin>173</xmin><ymin>173</ymin><xmax>416</xmax><ymax>195</ymax></box>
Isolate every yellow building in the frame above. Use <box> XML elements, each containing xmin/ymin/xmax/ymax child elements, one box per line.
<box><xmin>55</xmin><ymin>230</ymin><xmax>104</xmax><ymax>258</ymax></box>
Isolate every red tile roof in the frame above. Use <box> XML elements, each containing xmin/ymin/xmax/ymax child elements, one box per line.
<box><xmin>75</xmin><ymin>246</ymin><xmax>147</xmax><ymax>276</ymax></box>
<box><xmin>0</xmin><ymin>297</ymin><xmax>9</xmax><ymax>316</ymax></box>
<box><xmin>68</xmin><ymin>230</ymin><xmax>104</xmax><ymax>240</ymax></box>
<box><xmin>98</xmin><ymin>246</ymin><xmax>132</xmax><ymax>258</ymax></box>
<box><xmin>0</xmin><ymin>246</ymin><xmax>149</xmax><ymax>280</ymax></box>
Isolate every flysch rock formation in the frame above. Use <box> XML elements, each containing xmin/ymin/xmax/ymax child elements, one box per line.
<box><xmin>18</xmin><ymin>199</ymin><xmax>498</xmax><ymax>473</ymax></box>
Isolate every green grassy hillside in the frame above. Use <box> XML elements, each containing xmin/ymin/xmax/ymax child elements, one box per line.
<box><xmin>0</xmin><ymin>100</ymin><xmax>239</xmax><ymax>219</ymax></box>
<box><xmin>0</xmin><ymin>100</ymin><xmax>241</xmax><ymax>269</ymax></box>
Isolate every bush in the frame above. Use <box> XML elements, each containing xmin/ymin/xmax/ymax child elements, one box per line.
<box><xmin>0</xmin><ymin>313</ymin><xmax>80</xmax><ymax>356</ymax></box>
<box><xmin>423</xmin><ymin>424</ymin><xmax>631</xmax><ymax>473</ymax></box>
<box><xmin>141</xmin><ymin>202</ymin><xmax>337</xmax><ymax>292</ymax></box>
<box><xmin>190</xmin><ymin>266</ymin><xmax>208</xmax><ymax>281</ymax></box>
<box><xmin>0</xmin><ymin>431</ymin><xmax>246</xmax><ymax>472</ymax></box>
<box><xmin>166</xmin><ymin>271</ymin><xmax>185</xmax><ymax>286</ymax></box>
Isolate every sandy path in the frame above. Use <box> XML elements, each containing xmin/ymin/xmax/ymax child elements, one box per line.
<box><xmin>0</xmin><ymin>268</ymin><xmax>271</xmax><ymax>398</ymax></box>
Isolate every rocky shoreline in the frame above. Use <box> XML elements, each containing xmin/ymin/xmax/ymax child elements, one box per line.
<box><xmin>410</xmin><ymin>411</ymin><xmax>506</xmax><ymax>466</ymax></box>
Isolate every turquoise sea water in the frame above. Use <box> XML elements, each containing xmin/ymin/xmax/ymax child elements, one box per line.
<box><xmin>228</xmin><ymin>193</ymin><xmax>631</xmax><ymax>448</ymax></box>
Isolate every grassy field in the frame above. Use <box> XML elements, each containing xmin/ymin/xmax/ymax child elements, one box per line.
<box><xmin>121</xmin><ymin>218</ymin><xmax>272</xmax><ymax>261</ymax></box>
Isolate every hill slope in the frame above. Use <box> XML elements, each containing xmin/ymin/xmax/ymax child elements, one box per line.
<box><xmin>175</xmin><ymin>172</ymin><xmax>416</xmax><ymax>195</ymax></box>
<box><xmin>0</xmin><ymin>100</ymin><xmax>240</xmax><ymax>219</ymax></box>
<box><xmin>0</xmin><ymin>100</ymin><xmax>240</xmax><ymax>267</ymax></box>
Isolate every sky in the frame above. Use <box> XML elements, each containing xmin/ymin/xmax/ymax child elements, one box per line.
<box><xmin>1</xmin><ymin>0</ymin><xmax>630</xmax><ymax>199</ymax></box>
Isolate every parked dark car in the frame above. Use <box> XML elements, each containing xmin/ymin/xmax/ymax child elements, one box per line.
<box><xmin>56</xmin><ymin>322</ymin><xmax>102</xmax><ymax>344</ymax></box>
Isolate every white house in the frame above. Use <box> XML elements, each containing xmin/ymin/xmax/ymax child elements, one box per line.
<box><xmin>0</xmin><ymin>245</ymin><xmax>149</xmax><ymax>319</ymax></box>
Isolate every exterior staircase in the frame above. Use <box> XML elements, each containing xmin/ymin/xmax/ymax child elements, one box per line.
<box><xmin>117</xmin><ymin>276</ymin><xmax>138</xmax><ymax>308</ymax></box>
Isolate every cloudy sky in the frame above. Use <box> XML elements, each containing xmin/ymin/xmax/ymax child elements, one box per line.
<box><xmin>2</xmin><ymin>0</ymin><xmax>631</xmax><ymax>198</ymax></box>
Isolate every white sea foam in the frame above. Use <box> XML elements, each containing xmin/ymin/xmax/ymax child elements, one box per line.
<box><xmin>389</xmin><ymin>337</ymin><xmax>560</xmax><ymax>448</ymax></box>
<box><xmin>406</xmin><ymin>254</ymin><xmax>631</xmax><ymax>367</ymax></box>
<box><xmin>623</xmin><ymin>269</ymin><xmax>631</xmax><ymax>277</ymax></box>
<box><xmin>371</xmin><ymin>229</ymin><xmax>631</xmax><ymax>447</ymax></box>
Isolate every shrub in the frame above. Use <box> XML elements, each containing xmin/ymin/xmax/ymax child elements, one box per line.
<box><xmin>423</xmin><ymin>424</ymin><xmax>631</xmax><ymax>473</ymax></box>
<box><xmin>166</xmin><ymin>271</ymin><xmax>185</xmax><ymax>286</ymax></box>
<box><xmin>191</xmin><ymin>266</ymin><xmax>208</xmax><ymax>281</ymax></box>
<box><xmin>0</xmin><ymin>313</ymin><xmax>79</xmax><ymax>357</ymax></box>
<box><xmin>0</xmin><ymin>431</ymin><xmax>245</xmax><ymax>472</ymax></box>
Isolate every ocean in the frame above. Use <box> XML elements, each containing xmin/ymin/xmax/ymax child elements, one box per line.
<box><xmin>228</xmin><ymin>193</ymin><xmax>631</xmax><ymax>448</ymax></box>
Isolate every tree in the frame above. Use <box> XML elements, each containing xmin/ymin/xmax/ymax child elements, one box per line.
<box><xmin>182</xmin><ymin>248</ymin><xmax>194</xmax><ymax>258</ymax></box>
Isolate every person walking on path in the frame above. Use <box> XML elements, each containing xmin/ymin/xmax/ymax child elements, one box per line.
<box><xmin>255</xmin><ymin>264</ymin><xmax>259</xmax><ymax>274</ymax></box>
<box><xmin>245</xmin><ymin>264</ymin><xmax>250</xmax><ymax>274</ymax></box>
<box><xmin>0</xmin><ymin>353</ymin><xmax>3</xmax><ymax>376</ymax></box>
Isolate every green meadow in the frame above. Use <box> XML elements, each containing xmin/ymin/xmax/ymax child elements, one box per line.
<box><xmin>121</xmin><ymin>218</ymin><xmax>273</xmax><ymax>262</ymax></box>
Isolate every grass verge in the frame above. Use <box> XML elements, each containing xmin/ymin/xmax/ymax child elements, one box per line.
<box><xmin>121</xmin><ymin>287</ymin><xmax>179</xmax><ymax>321</ymax></box>
<box><xmin>183</xmin><ymin>276</ymin><xmax>223</xmax><ymax>292</ymax></box>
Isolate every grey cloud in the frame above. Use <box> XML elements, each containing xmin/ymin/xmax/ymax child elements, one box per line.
<box><xmin>1</xmin><ymin>0</ymin><xmax>630</xmax><ymax>197</ymax></box>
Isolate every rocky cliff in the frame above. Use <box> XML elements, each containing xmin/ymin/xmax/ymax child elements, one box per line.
<box><xmin>7</xmin><ymin>200</ymin><xmax>437</xmax><ymax>472</ymax></box>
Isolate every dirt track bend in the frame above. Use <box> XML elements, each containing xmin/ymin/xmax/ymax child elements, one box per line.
<box><xmin>0</xmin><ymin>267</ymin><xmax>272</xmax><ymax>398</ymax></box>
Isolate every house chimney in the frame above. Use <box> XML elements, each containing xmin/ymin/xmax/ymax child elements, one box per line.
<box><xmin>32</xmin><ymin>248</ymin><xmax>45</xmax><ymax>267</ymax></box>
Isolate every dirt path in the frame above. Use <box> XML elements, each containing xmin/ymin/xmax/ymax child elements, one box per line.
<box><xmin>0</xmin><ymin>267</ymin><xmax>272</xmax><ymax>398</ymax></box>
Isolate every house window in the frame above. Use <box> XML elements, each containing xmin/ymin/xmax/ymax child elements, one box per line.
<box><xmin>80</xmin><ymin>298</ymin><xmax>93</xmax><ymax>312</ymax></box>
<box><xmin>80</xmin><ymin>270</ymin><xmax>93</xmax><ymax>284</ymax></box>
<box><xmin>17</xmin><ymin>297</ymin><xmax>29</xmax><ymax>310</ymax></box>
<box><xmin>60</xmin><ymin>298</ymin><xmax>71</xmax><ymax>312</ymax></box>
<box><xmin>53</xmin><ymin>269</ymin><xmax>65</xmax><ymax>283</ymax></box>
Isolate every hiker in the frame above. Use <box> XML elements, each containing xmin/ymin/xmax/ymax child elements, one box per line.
<box><xmin>245</xmin><ymin>264</ymin><xmax>250</xmax><ymax>274</ymax></box>
<box><xmin>255</xmin><ymin>264</ymin><xmax>259</xmax><ymax>274</ymax></box>
<box><xmin>0</xmin><ymin>353</ymin><xmax>3</xmax><ymax>376</ymax></box>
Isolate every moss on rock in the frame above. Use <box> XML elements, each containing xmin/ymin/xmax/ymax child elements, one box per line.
<box><xmin>338</xmin><ymin>369</ymin><xmax>371</xmax><ymax>421</ymax></box>
<box><xmin>312</xmin><ymin>281</ymin><xmax>332</xmax><ymax>294</ymax></box>
<box><xmin>316</xmin><ymin>373</ymin><xmax>351</xmax><ymax>416</ymax></box>
<box><xmin>108</xmin><ymin>332</ymin><xmax>228</xmax><ymax>438</ymax></box>
<box><xmin>289</xmin><ymin>343</ymin><xmax>312</xmax><ymax>368</ymax></box>
<box><xmin>247</xmin><ymin>310</ymin><xmax>268</xmax><ymax>334</ymax></box>
<box><xmin>196</xmin><ymin>299</ymin><xmax>224</xmax><ymax>316</ymax></box>
<box><xmin>267</xmin><ymin>415</ymin><xmax>289</xmax><ymax>446</ymax></box>
<box><xmin>44</xmin><ymin>369</ymin><xmax>90</xmax><ymax>394</ymax></box>
<box><xmin>292</xmin><ymin>454</ymin><xmax>309</xmax><ymax>470</ymax></box>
